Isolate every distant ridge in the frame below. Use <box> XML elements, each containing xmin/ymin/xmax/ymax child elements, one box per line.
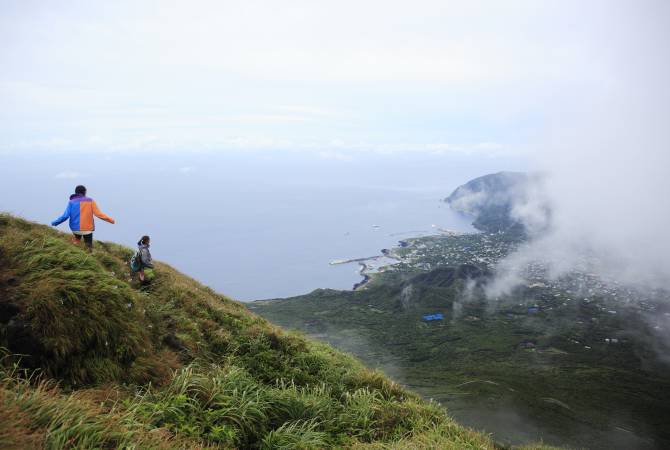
<box><xmin>446</xmin><ymin>171</ymin><xmax>535</xmax><ymax>233</ymax></box>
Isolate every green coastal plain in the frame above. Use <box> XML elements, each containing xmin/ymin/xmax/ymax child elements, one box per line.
<box><xmin>250</xmin><ymin>230</ymin><xmax>670</xmax><ymax>450</ymax></box>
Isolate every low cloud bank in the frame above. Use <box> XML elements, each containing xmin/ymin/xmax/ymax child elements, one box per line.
<box><xmin>488</xmin><ymin>1</ymin><xmax>670</xmax><ymax>296</ymax></box>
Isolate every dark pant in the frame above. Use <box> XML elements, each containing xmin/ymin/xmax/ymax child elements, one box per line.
<box><xmin>73</xmin><ymin>233</ymin><xmax>93</xmax><ymax>249</ymax></box>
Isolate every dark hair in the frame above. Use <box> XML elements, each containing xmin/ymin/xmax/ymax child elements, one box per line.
<box><xmin>139</xmin><ymin>235</ymin><xmax>150</xmax><ymax>245</ymax></box>
<box><xmin>75</xmin><ymin>185</ymin><xmax>87</xmax><ymax>195</ymax></box>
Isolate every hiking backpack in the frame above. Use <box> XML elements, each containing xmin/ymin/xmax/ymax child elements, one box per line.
<box><xmin>130</xmin><ymin>250</ymin><xmax>142</xmax><ymax>272</ymax></box>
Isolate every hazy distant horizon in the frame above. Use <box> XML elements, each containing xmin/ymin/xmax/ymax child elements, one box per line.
<box><xmin>0</xmin><ymin>150</ymin><xmax>528</xmax><ymax>300</ymax></box>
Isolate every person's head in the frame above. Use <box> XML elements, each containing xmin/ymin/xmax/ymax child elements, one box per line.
<box><xmin>140</xmin><ymin>235</ymin><xmax>150</xmax><ymax>245</ymax></box>
<box><xmin>74</xmin><ymin>185</ymin><xmax>87</xmax><ymax>196</ymax></box>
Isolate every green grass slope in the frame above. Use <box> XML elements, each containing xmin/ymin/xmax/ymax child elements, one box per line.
<box><xmin>0</xmin><ymin>214</ymin><xmax>544</xmax><ymax>449</ymax></box>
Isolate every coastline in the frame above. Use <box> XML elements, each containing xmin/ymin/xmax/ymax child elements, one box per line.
<box><xmin>329</xmin><ymin>247</ymin><xmax>404</xmax><ymax>291</ymax></box>
<box><xmin>352</xmin><ymin>263</ymin><xmax>371</xmax><ymax>290</ymax></box>
<box><xmin>349</xmin><ymin>242</ymin><xmax>407</xmax><ymax>291</ymax></box>
<box><xmin>346</xmin><ymin>228</ymin><xmax>470</xmax><ymax>291</ymax></box>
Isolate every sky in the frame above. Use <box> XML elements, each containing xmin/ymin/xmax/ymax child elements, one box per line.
<box><xmin>2</xmin><ymin>1</ymin><xmax>669</xmax><ymax>296</ymax></box>
<box><xmin>0</xmin><ymin>0</ymin><xmax>641</xmax><ymax>158</ymax></box>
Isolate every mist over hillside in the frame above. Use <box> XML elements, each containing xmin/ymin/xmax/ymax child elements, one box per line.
<box><xmin>491</xmin><ymin>2</ymin><xmax>670</xmax><ymax>296</ymax></box>
<box><xmin>445</xmin><ymin>171</ymin><xmax>549</xmax><ymax>235</ymax></box>
<box><xmin>446</xmin><ymin>162</ymin><xmax>670</xmax><ymax>364</ymax></box>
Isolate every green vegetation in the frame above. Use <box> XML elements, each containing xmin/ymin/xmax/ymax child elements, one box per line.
<box><xmin>0</xmin><ymin>214</ymin><xmax>541</xmax><ymax>449</ymax></box>
<box><xmin>251</xmin><ymin>232</ymin><xmax>670</xmax><ymax>450</ymax></box>
<box><xmin>445</xmin><ymin>171</ymin><xmax>542</xmax><ymax>234</ymax></box>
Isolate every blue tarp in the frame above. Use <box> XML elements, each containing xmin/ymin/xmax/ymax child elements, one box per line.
<box><xmin>422</xmin><ymin>313</ymin><xmax>444</xmax><ymax>321</ymax></box>
<box><xmin>527</xmin><ymin>307</ymin><xmax>539</xmax><ymax>314</ymax></box>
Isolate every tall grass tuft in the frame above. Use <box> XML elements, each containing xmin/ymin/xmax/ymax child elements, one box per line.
<box><xmin>1</xmin><ymin>229</ymin><xmax>150</xmax><ymax>384</ymax></box>
<box><xmin>260</xmin><ymin>419</ymin><xmax>329</xmax><ymax>449</ymax></box>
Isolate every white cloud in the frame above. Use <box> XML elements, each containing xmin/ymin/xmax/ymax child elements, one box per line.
<box><xmin>475</xmin><ymin>142</ymin><xmax>504</xmax><ymax>151</ymax></box>
<box><xmin>485</xmin><ymin>0</ymin><xmax>670</xmax><ymax>294</ymax></box>
<box><xmin>0</xmin><ymin>133</ymin><xmax>512</xmax><ymax>157</ymax></box>
<box><xmin>318</xmin><ymin>151</ymin><xmax>353</xmax><ymax>162</ymax></box>
<box><xmin>89</xmin><ymin>0</ymin><xmax>605</xmax><ymax>85</ymax></box>
<box><xmin>55</xmin><ymin>171</ymin><xmax>83</xmax><ymax>179</ymax></box>
<box><xmin>231</xmin><ymin>114</ymin><xmax>317</xmax><ymax>124</ymax></box>
<box><xmin>275</xmin><ymin>105</ymin><xmax>354</xmax><ymax>119</ymax></box>
<box><xmin>178</xmin><ymin>166</ymin><xmax>196</xmax><ymax>174</ymax></box>
<box><xmin>0</xmin><ymin>0</ymin><xmax>662</xmax><ymax>155</ymax></box>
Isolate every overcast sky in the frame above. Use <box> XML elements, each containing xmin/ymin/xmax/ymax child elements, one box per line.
<box><xmin>2</xmin><ymin>1</ymin><xmax>669</xmax><ymax>297</ymax></box>
<box><xmin>1</xmin><ymin>0</ymin><xmax>656</xmax><ymax>157</ymax></box>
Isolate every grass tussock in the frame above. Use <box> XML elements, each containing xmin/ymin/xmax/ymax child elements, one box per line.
<box><xmin>123</xmin><ymin>362</ymin><xmax>483</xmax><ymax>448</ymax></box>
<box><xmin>0</xmin><ymin>360</ymin><xmax>206</xmax><ymax>449</ymax></box>
<box><xmin>0</xmin><ymin>214</ymin><xmax>559</xmax><ymax>449</ymax></box>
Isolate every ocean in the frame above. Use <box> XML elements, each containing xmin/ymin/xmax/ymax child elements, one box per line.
<box><xmin>0</xmin><ymin>150</ymin><xmax>526</xmax><ymax>300</ymax></box>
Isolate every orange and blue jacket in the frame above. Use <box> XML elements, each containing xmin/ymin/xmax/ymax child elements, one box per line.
<box><xmin>51</xmin><ymin>194</ymin><xmax>115</xmax><ymax>232</ymax></box>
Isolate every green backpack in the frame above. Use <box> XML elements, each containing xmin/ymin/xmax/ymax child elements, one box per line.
<box><xmin>130</xmin><ymin>250</ymin><xmax>142</xmax><ymax>272</ymax></box>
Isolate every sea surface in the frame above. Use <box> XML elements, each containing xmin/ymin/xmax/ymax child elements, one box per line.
<box><xmin>0</xmin><ymin>150</ymin><xmax>527</xmax><ymax>300</ymax></box>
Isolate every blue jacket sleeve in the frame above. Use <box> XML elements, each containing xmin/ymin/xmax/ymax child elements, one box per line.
<box><xmin>51</xmin><ymin>203</ymin><xmax>71</xmax><ymax>226</ymax></box>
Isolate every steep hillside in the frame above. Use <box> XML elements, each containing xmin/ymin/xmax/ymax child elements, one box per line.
<box><xmin>0</xmin><ymin>213</ymin><xmax>534</xmax><ymax>449</ymax></box>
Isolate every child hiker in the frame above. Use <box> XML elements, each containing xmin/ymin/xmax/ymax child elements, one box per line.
<box><xmin>131</xmin><ymin>235</ymin><xmax>154</xmax><ymax>282</ymax></box>
<box><xmin>51</xmin><ymin>185</ymin><xmax>115</xmax><ymax>251</ymax></box>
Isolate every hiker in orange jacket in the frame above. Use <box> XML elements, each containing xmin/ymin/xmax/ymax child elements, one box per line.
<box><xmin>51</xmin><ymin>185</ymin><xmax>115</xmax><ymax>250</ymax></box>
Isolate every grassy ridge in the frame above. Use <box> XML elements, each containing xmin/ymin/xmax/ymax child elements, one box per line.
<box><xmin>0</xmin><ymin>214</ymin><xmax>538</xmax><ymax>449</ymax></box>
